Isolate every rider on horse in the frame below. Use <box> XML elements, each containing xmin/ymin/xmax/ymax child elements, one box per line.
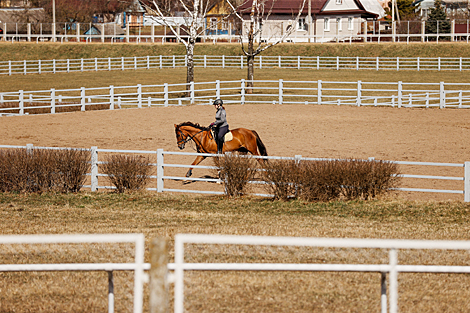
<box><xmin>210</xmin><ymin>99</ymin><xmax>229</xmax><ymax>154</ymax></box>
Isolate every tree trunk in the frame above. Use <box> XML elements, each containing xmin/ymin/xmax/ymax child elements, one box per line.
<box><xmin>246</xmin><ymin>54</ymin><xmax>254</xmax><ymax>94</ymax></box>
<box><xmin>186</xmin><ymin>41</ymin><xmax>195</xmax><ymax>97</ymax></box>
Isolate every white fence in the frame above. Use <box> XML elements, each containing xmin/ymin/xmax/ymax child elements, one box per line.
<box><xmin>0</xmin><ymin>233</ymin><xmax>146</xmax><ymax>313</ymax></box>
<box><xmin>2</xmin><ymin>55</ymin><xmax>470</xmax><ymax>76</ymax></box>
<box><xmin>0</xmin><ymin>145</ymin><xmax>468</xmax><ymax>202</ymax></box>
<box><xmin>2</xmin><ymin>19</ymin><xmax>470</xmax><ymax>44</ymax></box>
<box><xmin>1</xmin><ymin>79</ymin><xmax>470</xmax><ymax>117</ymax></box>
<box><xmin>173</xmin><ymin>234</ymin><xmax>470</xmax><ymax>313</ymax></box>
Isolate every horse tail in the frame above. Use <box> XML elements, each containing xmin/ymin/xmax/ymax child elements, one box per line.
<box><xmin>251</xmin><ymin>130</ymin><xmax>268</xmax><ymax>156</ymax></box>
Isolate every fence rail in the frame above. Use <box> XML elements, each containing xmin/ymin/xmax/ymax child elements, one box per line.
<box><xmin>0</xmin><ymin>145</ymin><xmax>468</xmax><ymax>201</ymax></box>
<box><xmin>173</xmin><ymin>234</ymin><xmax>470</xmax><ymax>313</ymax></box>
<box><xmin>1</xmin><ymin>79</ymin><xmax>470</xmax><ymax>117</ymax></box>
<box><xmin>3</xmin><ymin>55</ymin><xmax>470</xmax><ymax>76</ymax></box>
<box><xmin>0</xmin><ymin>233</ymin><xmax>146</xmax><ymax>313</ymax></box>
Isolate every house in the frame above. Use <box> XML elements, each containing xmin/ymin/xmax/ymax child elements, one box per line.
<box><xmin>237</xmin><ymin>0</ymin><xmax>385</xmax><ymax>42</ymax></box>
<box><xmin>115</xmin><ymin>0</ymin><xmax>145</xmax><ymax>28</ymax></box>
<box><xmin>205</xmin><ymin>0</ymin><xmax>238</xmax><ymax>35</ymax></box>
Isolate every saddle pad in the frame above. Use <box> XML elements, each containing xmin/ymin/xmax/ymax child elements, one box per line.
<box><xmin>224</xmin><ymin>131</ymin><xmax>233</xmax><ymax>142</ymax></box>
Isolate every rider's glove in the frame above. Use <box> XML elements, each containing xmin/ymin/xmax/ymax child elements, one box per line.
<box><xmin>210</xmin><ymin>122</ymin><xmax>215</xmax><ymax>127</ymax></box>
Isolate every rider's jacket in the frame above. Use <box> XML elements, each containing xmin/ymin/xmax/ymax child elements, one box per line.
<box><xmin>214</xmin><ymin>107</ymin><xmax>228</xmax><ymax>128</ymax></box>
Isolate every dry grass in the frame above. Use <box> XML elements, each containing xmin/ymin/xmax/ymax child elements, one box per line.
<box><xmin>0</xmin><ymin>192</ymin><xmax>470</xmax><ymax>312</ymax></box>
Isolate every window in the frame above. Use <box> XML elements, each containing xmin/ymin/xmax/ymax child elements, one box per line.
<box><xmin>348</xmin><ymin>17</ymin><xmax>354</xmax><ymax>30</ymax></box>
<box><xmin>337</xmin><ymin>17</ymin><xmax>342</xmax><ymax>31</ymax></box>
<box><xmin>210</xmin><ymin>18</ymin><xmax>217</xmax><ymax>30</ymax></box>
<box><xmin>298</xmin><ymin>18</ymin><xmax>307</xmax><ymax>31</ymax></box>
<box><xmin>324</xmin><ymin>17</ymin><xmax>330</xmax><ymax>31</ymax></box>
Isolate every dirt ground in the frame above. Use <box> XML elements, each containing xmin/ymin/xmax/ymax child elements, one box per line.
<box><xmin>1</xmin><ymin>104</ymin><xmax>469</xmax><ymax>200</ymax></box>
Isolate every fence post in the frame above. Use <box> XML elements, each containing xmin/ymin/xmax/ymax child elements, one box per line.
<box><xmin>8</xmin><ymin>60</ymin><xmax>11</xmax><ymax>75</ymax></box>
<box><xmin>204</xmin><ymin>55</ymin><xmax>207</xmax><ymax>68</ymax></box>
<box><xmin>164</xmin><ymin>83</ymin><xmax>168</xmax><ymax>107</ymax></box>
<box><xmin>67</xmin><ymin>59</ymin><xmax>70</xmax><ymax>73</ymax></box>
<box><xmin>137</xmin><ymin>84</ymin><xmax>142</xmax><ymax>108</ymax></box>
<box><xmin>216</xmin><ymin>80</ymin><xmax>220</xmax><ymax>99</ymax></box>
<box><xmin>381</xmin><ymin>273</ymin><xmax>387</xmax><ymax>313</ymax></box>
<box><xmin>157</xmin><ymin>149</ymin><xmax>164</xmax><ymax>193</ymax></box>
<box><xmin>396</xmin><ymin>57</ymin><xmax>399</xmax><ymax>71</ymax></box>
<box><xmin>357</xmin><ymin>80</ymin><xmax>362</xmax><ymax>107</ymax></box>
<box><xmin>38</xmin><ymin>60</ymin><xmax>41</xmax><ymax>74</ymax></box>
<box><xmin>398</xmin><ymin>81</ymin><xmax>403</xmax><ymax>108</ymax></box>
<box><xmin>279</xmin><ymin>79</ymin><xmax>283</xmax><ymax>105</ymax></box>
<box><xmin>317</xmin><ymin>80</ymin><xmax>322</xmax><ymax>105</ymax></box>
<box><xmin>95</xmin><ymin>57</ymin><xmax>98</xmax><ymax>71</ymax></box>
<box><xmin>317</xmin><ymin>56</ymin><xmax>320</xmax><ymax>70</ymax></box>
<box><xmin>222</xmin><ymin>55</ymin><xmax>225</xmax><ymax>68</ymax></box>
<box><xmin>241</xmin><ymin>79</ymin><xmax>245</xmax><ymax>105</ymax></box>
<box><xmin>81</xmin><ymin>87</ymin><xmax>86</xmax><ymax>111</ymax></box>
<box><xmin>147</xmin><ymin>56</ymin><xmax>150</xmax><ymax>70</ymax></box>
<box><xmin>81</xmin><ymin>58</ymin><xmax>84</xmax><ymax>72</ymax></box>
<box><xmin>108</xmin><ymin>271</ymin><xmax>114</xmax><ymax>313</ymax></box>
<box><xmin>122</xmin><ymin>57</ymin><xmax>125</xmax><ymax>71</ymax></box>
<box><xmin>109</xmin><ymin>85</ymin><xmax>114</xmax><ymax>110</ymax></box>
<box><xmin>389</xmin><ymin>249</ymin><xmax>398</xmax><ymax>313</ymax></box>
<box><xmin>134</xmin><ymin>56</ymin><xmax>137</xmax><ymax>70</ymax></box>
<box><xmin>241</xmin><ymin>55</ymin><xmax>243</xmax><ymax>69</ymax></box>
<box><xmin>90</xmin><ymin>146</ymin><xmax>98</xmax><ymax>192</ymax></box>
<box><xmin>465</xmin><ymin>162</ymin><xmax>470</xmax><ymax>202</ymax></box>
<box><xmin>24</xmin><ymin>60</ymin><xmax>27</xmax><ymax>75</ymax></box>
<box><xmin>439</xmin><ymin>82</ymin><xmax>445</xmax><ymax>109</ymax></box>
<box><xmin>149</xmin><ymin>237</ymin><xmax>169</xmax><ymax>313</ymax></box>
<box><xmin>438</xmin><ymin>57</ymin><xmax>441</xmax><ymax>71</ymax></box>
<box><xmin>51</xmin><ymin>88</ymin><xmax>55</xmax><ymax>114</ymax></box>
<box><xmin>53</xmin><ymin>59</ymin><xmax>56</xmax><ymax>74</ymax></box>
<box><xmin>26</xmin><ymin>143</ymin><xmax>34</xmax><ymax>154</ymax></box>
<box><xmin>417</xmin><ymin>57</ymin><xmax>420</xmax><ymax>71</ymax></box>
<box><xmin>19</xmin><ymin>90</ymin><xmax>24</xmax><ymax>115</ymax></box>
<box><xmin>376</xmin><ymin>57</ymin><xmax>379</xmax><ymax>71</ymax></box>
<box><xmin>279</xmin><ymin>55</ymin><xmax>282</xmax><ymax>68</ymax></box>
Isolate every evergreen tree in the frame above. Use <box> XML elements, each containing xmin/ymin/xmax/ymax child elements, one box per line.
<box><xmin>425</xmin><ymin>0</ymin><xmax>451</xmax><ymax>37</ymax></box>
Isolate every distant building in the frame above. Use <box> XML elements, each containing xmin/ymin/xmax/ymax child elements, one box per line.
<box><xmin>115</xmin><ymin>0</ymin><xmax>145</xmax><ymax>28</ymax></box>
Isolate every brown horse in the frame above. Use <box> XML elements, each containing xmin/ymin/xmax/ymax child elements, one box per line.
<box><xmin>174</xmin><ymin>122</ymin><xmax>268</xmax><ymax>177</ymax></box>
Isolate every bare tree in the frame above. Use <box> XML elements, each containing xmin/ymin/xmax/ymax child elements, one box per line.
<box><xmin>229</xmin><ymin>0</ymin><xmax>306</xmax><ymax>92</ymax></box>
<box><xmin>143</xmin><ymin>0</ymin><xmax>228</xmax><ymax>91</ymax></box>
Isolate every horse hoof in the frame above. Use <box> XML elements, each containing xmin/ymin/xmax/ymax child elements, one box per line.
<box><xmin>186</xmin><ymin>170</ymin><xmax>192</xmax><ymax>178</ymax></box>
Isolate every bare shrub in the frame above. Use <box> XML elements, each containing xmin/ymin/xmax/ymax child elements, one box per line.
<box><xmin>0</xmin><ymin>148</ymin><xmax>91</xmax><ymax>193</ymax></box>
<box><xmin>212</xmin><ymin>153</ymin><xmax>259</xmax><ymax>198</ymax></box>
<box><xmin>101</xmin><ymin>155</ymin><xmax>152</xmax><ymax>193</ymax></box>
<box><xmin>297</xmin><ymin>160</ymin><xmax>343</xmax><ymax>202</ymax></box>
<box><xmin>340</xmin><ymin>159</ymin><xmax>401</xmax><ymax>200</ymax></box>
<box><xmin>260</xmin><ymin>159</ymin><xmax>299</xmax><ymax>200</ymax></box>
<box><xmin>54</xmin><ymin>149</ymin><xmax>91</xmax><ymax>193</ymax></box>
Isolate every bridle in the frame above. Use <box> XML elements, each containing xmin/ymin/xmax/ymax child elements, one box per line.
<box><xmin>176</xmin><ymin>127</ymin><xmax>208</xmax><ymax>152</ymax></box>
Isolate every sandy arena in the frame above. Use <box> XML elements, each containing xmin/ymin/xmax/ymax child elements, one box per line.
<box><xmin>1</xmin><ymin>104</ymin><xmax>469</xmax><ymax>200</ymax></box>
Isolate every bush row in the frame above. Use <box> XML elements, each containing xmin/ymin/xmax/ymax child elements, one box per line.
<box><xmin>0</xmin><ymin>148</ymin><xmax>90</xmax><ymax>193</ymax></box>
<box><xmin>214</xmin><ymin>154</ymin><xmax>401</xmax><ymax>201</ymax></box>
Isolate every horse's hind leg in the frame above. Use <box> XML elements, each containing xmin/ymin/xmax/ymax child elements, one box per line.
<box><xmin>186</xmin><ymin>155</ymin><xmax>206</xmax><ymax>177</ymax></box>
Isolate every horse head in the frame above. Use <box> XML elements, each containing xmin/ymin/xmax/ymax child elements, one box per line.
<box><xmin>174</xmin><ymin>124</ymin><xmax>188</xmax><ymax>150</ymax></box>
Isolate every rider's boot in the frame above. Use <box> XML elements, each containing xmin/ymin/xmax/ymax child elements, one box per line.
<box><xmin>217</xmin><ymin>140</ymin><xmax>223</xmax><ymax>154</ymax></box>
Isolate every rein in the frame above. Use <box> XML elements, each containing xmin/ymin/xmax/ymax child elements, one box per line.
<box><xmin>177</xmin><ymin>127</ymin><xmax>211</xmax><ymax>153</ymax></box>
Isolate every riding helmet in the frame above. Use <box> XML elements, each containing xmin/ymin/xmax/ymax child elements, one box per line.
<box><xmin>213</xmin><ymin>99</ymin><xmax>223</xmax><ymax>106</ymax></box>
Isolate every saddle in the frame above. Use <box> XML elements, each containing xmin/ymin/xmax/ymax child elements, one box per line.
<box><xmin>211</xmin><ymin>129</ymin><xmax>233</xmax><ymax>142</ymax></box>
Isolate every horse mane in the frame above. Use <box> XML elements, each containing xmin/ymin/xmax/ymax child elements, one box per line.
<box><xmin>177</xmin><ymin>121</ymin><xmax>210</xmax><ymax>130</ymax></box>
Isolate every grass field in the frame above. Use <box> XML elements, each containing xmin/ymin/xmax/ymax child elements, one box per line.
<box><xmin>1</xmin><ymin>192</ymin><xmax>470</xmax><ymax>312</ymax></box>
<box><xmin>1</xmin><ymin>42</ymin><xmax>470</xmax><ymax>312</ymax></box>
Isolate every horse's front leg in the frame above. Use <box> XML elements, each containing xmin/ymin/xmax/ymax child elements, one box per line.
<box><xmin>186</xmin><ymin>155</ymin><xmax>206</xmax><ymax>177</ymax></box>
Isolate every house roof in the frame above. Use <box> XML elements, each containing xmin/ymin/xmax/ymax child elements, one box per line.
<box><xmin>238</xmin><ymin>0</ymin><xmax>327</xmax><ymax>15</ymax></box>
<box><xmin>125</xmin><ymin>0</ymin><xmax>145</xmax><ymax>13</ymax></box>
<box><xmin>0</xmin><ymin>8</ymin><xmax>45</xmax><ymax>24</ymax></box>
<box><xmin>237</xmin><ymin>0</ymin><xmax>384</xmax><ymax>18</ymax></box>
